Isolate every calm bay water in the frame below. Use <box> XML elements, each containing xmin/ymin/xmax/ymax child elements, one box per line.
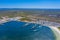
<box><xmin>0</xmin><ymin>21</ymin><xmax>56</xmax><ymax>40</ymax></box>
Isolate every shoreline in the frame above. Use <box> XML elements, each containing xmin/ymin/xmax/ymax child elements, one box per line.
<box><xmin>49</xmin><ymin>26</ymin><xmax>60</xmax><ymax>40</ymax></box>
<box><xmin>0</xmin><ymin>19</ymin><xmax>60</xmax><ymax>40</ymax></box>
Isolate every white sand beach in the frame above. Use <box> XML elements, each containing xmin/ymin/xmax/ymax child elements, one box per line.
<box><xmin>49</xmin><ymin>26</ymin><xmax>60</xmax><ymax>40</ymax></box>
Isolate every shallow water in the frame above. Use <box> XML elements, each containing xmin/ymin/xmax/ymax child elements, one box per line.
<box><xmin>0</xmin><ymin>21</ymin><xmax>56</xmax><ymax>40</ymax></box>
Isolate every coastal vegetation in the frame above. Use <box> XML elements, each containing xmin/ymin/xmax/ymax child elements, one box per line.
<box><xmin>58</xmin><ymin>27</ymin><xmax>60</xmax><ymax>30</ymax></box>
<box><xmin>20</xmin><ymin>17</ymin><xmax>32</xmax><ymax>21</ymax></box>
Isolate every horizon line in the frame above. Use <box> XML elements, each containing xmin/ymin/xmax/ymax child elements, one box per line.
<box><xmin>0</xmin><ymin>8</ymin><xmax>60</xmax><ymax>9</ymax></box>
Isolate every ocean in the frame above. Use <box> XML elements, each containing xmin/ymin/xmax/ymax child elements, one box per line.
<box><xmin>0</xmin><ymin>21</ymin><xmax>56</xmax><ymax>40</ymax></box>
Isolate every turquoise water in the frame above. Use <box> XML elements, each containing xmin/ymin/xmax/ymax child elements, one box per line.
<box><xmin>0</xmin><ymin>21</ymin><xmax>56</xmax><ymax>40</ymax></box>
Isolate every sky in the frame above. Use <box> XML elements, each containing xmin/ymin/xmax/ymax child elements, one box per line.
<box><xmin>0</xmin><ymin>0</ymin><xmax>60</xmax><ymax>9</ymax></box>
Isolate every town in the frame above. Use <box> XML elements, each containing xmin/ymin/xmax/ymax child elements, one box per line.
<box><xmin>0</xmin><ymin>16</ymin><xmax>60</xmax><ymax>28</ymax></box>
